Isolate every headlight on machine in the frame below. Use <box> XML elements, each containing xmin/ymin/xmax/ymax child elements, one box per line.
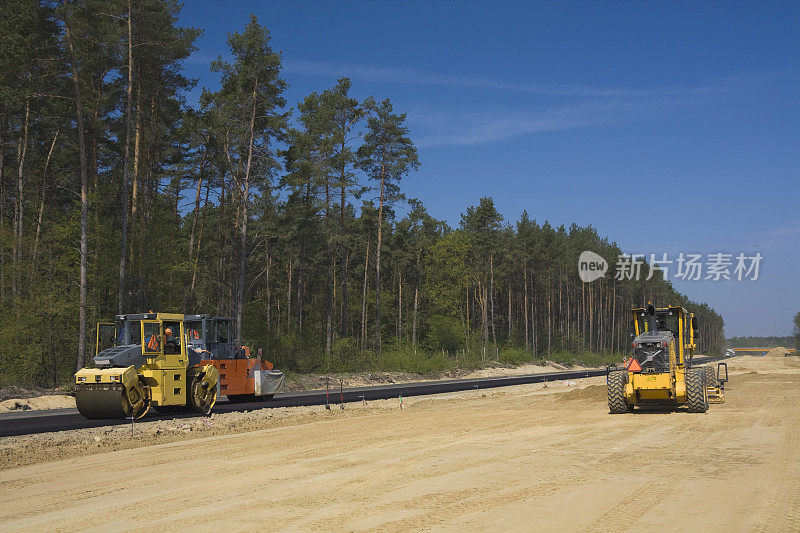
<box><xmin>77</xmin><ymin>376</ymin><xmax>86</xmax><ymax>382</ymax></box>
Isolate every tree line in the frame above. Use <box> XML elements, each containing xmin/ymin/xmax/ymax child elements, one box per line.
<box><xmin>0</xmin><ymin>1</ymin><xmax>724</xmax><ymax>386</ymax></box>
<box><xmin>727</xmin><ymin>336</ymin><xmax>796</xmax><ymax>349</ymax></box>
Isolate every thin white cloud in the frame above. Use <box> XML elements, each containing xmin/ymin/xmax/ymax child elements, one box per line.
<box><xmin>280</xmin><ymin>59</ymin><xmax>771</xmax><ymax>147</ymax></box>
<box><xmin>408</xmin><ymin>97</ymin><xmax>684</xmax><ymax>147</ymax></box>
<box><xmin>764</xmin><ymin>220</ymin><xmax>800</xmax><ymax>238</ymax></box>
<box><xmin>284</xmin><ymin>59</ymin><xmax>741</xmax><ymax>98</ymax></box>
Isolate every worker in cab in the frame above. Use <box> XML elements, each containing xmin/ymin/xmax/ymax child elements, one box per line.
<box><xmin>146</xmin><ymin>331</ymin><xmax>160</xmax><ymax>351</ymax></box>
<box><xmin>164</xmin><ymin>327</ymin><xmax>180</xmax><ymax>354</ymax></box>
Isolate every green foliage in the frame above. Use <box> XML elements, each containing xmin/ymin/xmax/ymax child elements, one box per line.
<box><xmin>498</xmin><ymin>348</ymin><xmax>531</xmax><ymax>366</ymax></box>
<box><xmin>424</xmin><ymin>315</ymin><xmax>463</xmax><ymax>354</ymax></box>
<box><xmin>794</xmin><ymin>312</ymin><xmax>800</xmax><ymax>350</ymax></box>
<box><xmin>357</xmin><ymin>98</ymin><xmax>420</xmax><ymax>198</ymax></box>
<box><xmin>371</xmin><ymin>346</ymin><xmax>453</xmax><ymax>375</ymax></box>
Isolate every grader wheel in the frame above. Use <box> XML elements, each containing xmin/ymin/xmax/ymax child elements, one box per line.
<box><xmin>686</xmin><ymin>368</ymin><xmax>708</xmax><ymax>413</ymax></box>
<box><xmin>607</xmin><ymin>371</ymin><xmax>631</xmax><ymax>414</ymax></box>
<box><xmin>703</xmin><ymin>365</ymin><xmax>718</xmax><ymax>387</ymax></box>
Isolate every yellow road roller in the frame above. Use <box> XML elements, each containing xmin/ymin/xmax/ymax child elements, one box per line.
<box><xmin>75</xmin><ymin>312</ymin><xmax>219</xmax><ymax>419</ymax></box>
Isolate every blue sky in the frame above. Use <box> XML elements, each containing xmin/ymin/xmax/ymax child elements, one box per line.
<box><xmin>178</xmin><ymin>1</ymin><xmax>799</xmax><ymax>337</ymax></box>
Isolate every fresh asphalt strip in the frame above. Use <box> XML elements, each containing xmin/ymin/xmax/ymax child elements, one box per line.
<box><xmin>0</xmin><ymin>356</ymin><xmax>723</xmax><ymax>437</ymax></box>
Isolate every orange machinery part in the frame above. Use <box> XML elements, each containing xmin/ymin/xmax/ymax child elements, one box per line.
<box><xmin>201</xmin><ymin>346</ymin><xmax>275</xmax><ymax>396</ymax></box>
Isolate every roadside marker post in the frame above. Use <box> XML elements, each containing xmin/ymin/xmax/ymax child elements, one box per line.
<box><xmin>325</xmin><ymin>378</ymin><xmax>331</xmax><ymax>410</ymax></box>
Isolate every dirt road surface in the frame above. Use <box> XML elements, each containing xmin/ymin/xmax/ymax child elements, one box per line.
<box><xmin>2</xmin><ymin>354</ymin><xmax>798</xmax><ymax>531</ymax></box>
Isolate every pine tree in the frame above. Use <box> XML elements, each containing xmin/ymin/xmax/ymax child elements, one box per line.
<box><xmin>207</xmin><ymin>15</ymin><xmax>288</xmax><ymax>342</ymax></box>
<box><xmin>357</xmin><ymin>98</ymin><xmax>418</xmax><ymax>352</ymax></box>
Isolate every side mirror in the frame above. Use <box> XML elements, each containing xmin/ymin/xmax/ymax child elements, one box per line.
<box><xmin>691</xmin><ymin>317</ymin><xmax>698</xmax><ymax>335</ymax></box>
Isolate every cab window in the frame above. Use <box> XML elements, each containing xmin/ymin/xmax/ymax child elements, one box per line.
<box><xmin>143</xmin><ymin>322</ymin><xmax>161</xmax><ymax>353</ymax></box>
<box><xmin>185</xmin><ymin>321</ymin><xmax>202</xmax><ymax>343</ymax></box>
<box><xmin>162</xmin><ymin>321</ymin><xmax>181</xmax><ymax>355</ymax></box>
<box><xmin>215</xmin><ymin>321</ymin><xmax>229</xmax><ymax>343</ymax></box>
<box><xmin>128</xmin><ymin>320</ymin><xmax>141</xmax><ymax>344</ymax></box>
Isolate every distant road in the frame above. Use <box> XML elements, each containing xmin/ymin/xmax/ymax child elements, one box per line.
<box><xmin>0</xmin><ymin>355</ymin><xmax>723</xmax><ymax>437</ymax></box>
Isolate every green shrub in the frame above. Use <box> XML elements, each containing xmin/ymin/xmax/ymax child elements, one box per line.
<box><xmin>498</xmin><ymin>347</ymin><xmax>532</xmax><ymax>365</ymax></box>
<box><xmin>331</xmin><ymin>337</ymin><xmax>364</xmax><ymax>372</ymax></box>
<box><xmin>424</xmin><ymin>315</ymin><xmax>463</xmax><ymax>354</ymax></box>
<box><xmin>373</xmin><ymin>345</ymin><xmax>453</xmax><ymax>375</ymax></box>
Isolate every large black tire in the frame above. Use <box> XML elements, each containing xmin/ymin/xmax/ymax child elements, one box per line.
<box><xmin>703</xmin><ymin>365</ymin><xmax>717</xmax><ymax>387</ymax></box>
<box><xmin>686</xmin><ymin>368</ymin><xmax>708</xmax><ymax>413</ymax></box>
<box><xmin>607</xmin><ymin>371</ymin><xmax>630</xmax><ymax>414</ymax></box>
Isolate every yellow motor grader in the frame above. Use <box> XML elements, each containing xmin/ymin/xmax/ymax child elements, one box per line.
<box><xmin>74</xmin><ymin>312</ymin><xmax>219</xmax><ymax>419</ymax></box>
<box><xmin>607</xmin><ymin>304</ymin><xmax>726</xmax><ymax>413</ymax></box>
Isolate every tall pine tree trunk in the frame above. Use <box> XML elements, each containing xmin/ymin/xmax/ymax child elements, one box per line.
<box><xmin>215</xmin><ymin>175</ymin><xmax>227</xmax><ymax>316</ymax></box>
<box><xmin>235</xmin><ymin>81</ymin><xmax>258</xmax><ymax>343</ymax></box>
<box><xmin>264</xmin><ymin>247</ymin><xmax>271</xmax><ymax>327</ymax></box>
<box><xmin>118</xmin><ymin>0</ymin><xmax>133</xmax><ymax>313</ymax></box>
<box><xmin>65</xmin><ymin>22</ymin><xmax>89</xmax><ymax>371</ymax></box>
<box><xmin>531</xmin><ymin>286</ymin><xmax>537</xmax><ymax>358</ymax></box>
<box><xmin>507</xmin><ymin>287</ymin><xmax>512</xmax><ymax>337</ymax></box>
<box><xmin>325</xmin><ymin>177</ymin><xmax>333</xmax><ymax>361</ymax></box>
<box><xmin>360</xmin><ymin>239</ymin><xmax>370</xmax><ymax>352</ymax></box>
<box><xmin>286</xmin><ymin>258</ymin><xmax>292</xmax><ymax>334</ymax></box>
<box><xmin>524</xmin><ymin>263</ymin><xmax>529</xmax><ymax>352</ymax></box>
<box><xmin>340</xmin><ymin>176</ymin><xmax>348</xmax><ymax>337</ymax></box>
<box><xmin>412</xmin><ymin>284</ymin><xmax>419</xmax><ymax>347</ymax></box>
<box><xmin>13</xmin><ymin>100</ymin><xmax>29</xmax><ymax>295</ymax></box>
<box><xmin>190</xmin><ymin>179</ymin><xmax>210</xmax><ymax>292</ymax></box>
<box><xmin>129</xmin><ymin>82</ymin><xmax>141</xmax><ymax>303</ymax></box>
<box><xmin>489</xmin><ymin>253</ymin><xmax>497</xmax><ymax>349</ymax></box>
<box><xmin>480</xmin><ymin>284</ymin><xmax>489</xmax><ymax>348</ymax></box>
<box><xmin>0</xmin><ymin>113</ymin><xmax>5</xmax><ymax>303</ymax></box>
<box><xmin>547</xmin><ymin>295</ymin><xmax>552</xmax><ymax>359</ymax></box>
<box><xmin>612</xmin><ymin>281</ymin><xmax>617</xmax><ymax>353</ymax></box>
<box><xmin>375</xmin><ymin>165</ymin><xmax>385</xmax><ymax>352</ymax></box>
<box><xmin>397</xmin><ymin>271</ymin><xmax>402</xmax><ymax>343</ymax></box>
<box><xmin>32</xmin><ymin>128</ymin><xmax>59</xmax><ymax>270</ymax></box>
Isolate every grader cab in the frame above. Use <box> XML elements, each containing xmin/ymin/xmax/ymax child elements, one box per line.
<box><xmin>607</xmin><ymin>304</ymin><xmax>726</xmax><ymax>413</ymax></box>
<box><xmin>75</xmin><ymin>313</ymin><xmax>219</xmax><ymax>419</ymax></box>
